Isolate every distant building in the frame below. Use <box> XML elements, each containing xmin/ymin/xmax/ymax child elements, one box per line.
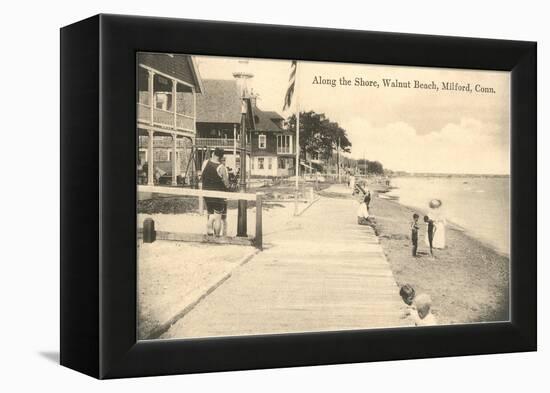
<box><xmin>249</xmin><ymin>103</ymin><xmax>295</xmax><ymax>177</ymax></box>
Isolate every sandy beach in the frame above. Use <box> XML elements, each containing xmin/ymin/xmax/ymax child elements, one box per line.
<box><xmin>137</xmin><ymin>196</ymin><xmax>303</xmax><ymax>338</ymax></box>
<box><xmin>369</xmin><ymin>183</ymin><xmax>510</xmax><ymax>325</ymax></box>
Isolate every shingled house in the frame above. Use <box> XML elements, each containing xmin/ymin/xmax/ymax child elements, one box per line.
<box><xmin>195</xmin><ymin>79</ymin><xmax>251</xmax><ymax>173</ymax></box>
<box><xmin>249</xmin><ymin>106</ymin><xmax>295</xmax><ymax>177</ymax></box>
<box><xmin>196</xmin><ymin>79</ymin><xmax>295</xmax><ymax>178</ymax></box>
<box><xmin>137</xmin><ymin>53</ymin><xmax>203</xmax><ymax>185</ymax></box>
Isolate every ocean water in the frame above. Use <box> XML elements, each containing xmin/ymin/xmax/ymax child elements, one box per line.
<box><xmin>387</xmin><ymin>176</ymin><xmax>510</xmax><ymax>255</ymax></box>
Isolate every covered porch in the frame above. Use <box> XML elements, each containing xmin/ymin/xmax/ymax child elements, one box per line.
<box><xmin>137</xmin><ymin>64</ymin><xmax>198</xmax><ymax>186</ymax></box>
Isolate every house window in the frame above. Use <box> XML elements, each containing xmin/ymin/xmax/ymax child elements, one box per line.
<box><xmin>258</xmin><ymin>134</ymin><xmax>266</xmax><ymax>149</ymax></box>
<box><xmin>168</xmin><ymin>151</ymin><xmax>180</xmax><ymax>161</ymax></box>
<box><xmin>278</xmin><ymin>158</ymin><xmax>286</xmax><ymax>169</ymax></box>
<box><xmin>258</xmin><ymin>158</ymin><xmax>265</xmax><ymax>170</ymax></box>
<box><xmin>277</xmin><ymin>135</ymin><xmax>291</xmax><ymax>154</ymax></box>
<box><xmin>251</xmin><ymin>158</ymin><xmax>254</xmax><ymax>169</ymax></box>
<box><xmin>268</xmin><ymin>158</ymin><xmax>272</xmax><ymax>170</ymax></box>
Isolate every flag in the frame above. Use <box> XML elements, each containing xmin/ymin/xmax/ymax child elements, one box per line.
<box><xmin>283</xmin><ymin>60</ymin><xmax>297</xmax><ymax>110</ymax></box>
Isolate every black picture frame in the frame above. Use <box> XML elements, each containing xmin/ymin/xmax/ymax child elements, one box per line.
<box><xmin>60</xmin><ymin>14</ymin><xmax>537</xmax><ymax>379</ymax></box>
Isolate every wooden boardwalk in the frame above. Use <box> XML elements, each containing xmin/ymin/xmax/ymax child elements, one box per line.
<box><xmin>162</xmin><ymin>184</ymin><xmax>411</xmax><ymax>339</ymax></box>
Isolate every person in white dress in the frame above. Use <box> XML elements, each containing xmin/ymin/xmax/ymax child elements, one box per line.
<box><xmin>357</xmin><ymin>196</ymin><xmax>370</xmax><ymax>225</ymax></box>
<box><xmin>426</xmin><ymin>199</ymin><xmax>446</xmax><ymax>249</ymax></box>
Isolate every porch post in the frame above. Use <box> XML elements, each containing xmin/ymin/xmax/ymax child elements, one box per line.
<box><xmin>191</xmin><ymin>86</ymin><xmax>197</xmax><ymax>184</ymax></box>
<box><xmin>172</xmin><ymin>79</ymin><xmax>177</xmax><ymax>130</ymax></box>
<box><xmin>233</xmin><ymin>124</ymin><xmax>237</xmax><ymax>163</ymax></box>
<box><xmin>192</xmin><ymin>86</ymin><xmax>197</xmax><ymax>132</ymax></box>
<box><xmin>148</xmin><ymin>70</ymin><xmax>155</xmax><ymax>125</ymax></box>
<box><xmin>171</xmin><ymin>133</ymin><xmax>177</xmax><ymax>186</ymax></box>
<box><xmin>147</xmin><ymin>129</ymin><xmax>155</xmax><ymax>186</ymax></box>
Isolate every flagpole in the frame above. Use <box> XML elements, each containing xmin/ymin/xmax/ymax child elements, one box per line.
<box><xmin>294</xmin><ymin>63</ymin><xmax>300</xmax><ymax>215</ymax></box>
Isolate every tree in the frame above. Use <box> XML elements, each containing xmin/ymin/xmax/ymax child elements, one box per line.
<box><xmin>286</xmin><ymin>111</ymin><xmax>352</xmax><ymax>161</ymax></box>
<box><xmin>356</xmin><ymin>159</ymin><xmax>384</xmax><ymax>175</ymax></box>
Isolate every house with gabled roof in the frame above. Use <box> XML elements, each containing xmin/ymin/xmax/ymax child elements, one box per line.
<box><xmin>195</xmin><ymin>79</ymin><xmax>295</xmax><ymax>178</ymax></box>
<box><xmin>249</xmin><ymin>103</ymin><xmax>295</xmax><ymax>177</ymax></box>
<box><xmin>195</xmin><ymin>79</ymin><xmax>251</xmax><ymax>173</ymax></box>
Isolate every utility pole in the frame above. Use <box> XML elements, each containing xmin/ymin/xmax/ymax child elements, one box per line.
<box><xmin>237</xmin><ymin>97</ymin><xmax>248</xmax><ymax>237</ymax></box>
<box><xmin>337</xmin><ymin>137</ymin><xmax>341</xmax><ymax>183</ymax></box>
<box><xmin>293</xmin><ymin>64</ymin><xmax>301</xmax><ymax>216</ymax></box>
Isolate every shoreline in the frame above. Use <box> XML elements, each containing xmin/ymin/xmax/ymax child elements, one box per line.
<box><xmin>369</xmin><ymin>182</ymin><xmax>509</xmax><ymax>325</ymax></box>
<box><xmin>380</xmin><ymin>191</ymin><xmax>510</xmax><ymax>259</ymax></box>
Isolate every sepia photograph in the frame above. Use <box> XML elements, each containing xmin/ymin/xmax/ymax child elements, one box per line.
<box><xmin>136</xmin><ymin>52</ymin><xmax>510</xmax><ymax>340</ymax></box>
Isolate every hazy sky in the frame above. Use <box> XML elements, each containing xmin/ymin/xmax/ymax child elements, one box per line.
<box><xmin>195</xmin><ymin>55</ymin><xmax>510</xmax><ymax>174</ymax></box>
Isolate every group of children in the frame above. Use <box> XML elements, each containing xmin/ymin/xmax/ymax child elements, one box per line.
<box><xmin>399</xmin><ymin>284</ymin><xmax>438</xmax><ymax>326</ymax></box>
<box><xmin>351</xmin><ymin>181</ymin><xmax>439</xmax><ymax>325</ymax></box>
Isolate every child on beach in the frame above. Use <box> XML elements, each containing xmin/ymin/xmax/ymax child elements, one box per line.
<box><xmin>399</xmin><ymin>284</ymin><xmax>416</xmax><ymax>319</ymax></box>
<box><xmin>412</xmin><ymin>294</ymin><xmax>438</xmax><ymax>326</ymax></box>
<box><xmin>399</xmin><ymin>284</ymin><xmax>416</xmax><ymax>306</ymax></box>
<box><xmin>364</xmin><ymin>189</ymin><xmax>371</xmax><ymax>209</ymax></box>
<box><xmin>411</xmin><ymin>213</ymin><xmax>420</xmax><ymax>257</ymax></box>
<box><xmin>424</xmin><ymin>215</ymin><xmax>436</xmax><ymax>258</ymax></box>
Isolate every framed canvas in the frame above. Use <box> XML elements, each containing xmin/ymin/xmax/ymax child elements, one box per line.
<box><xmin>60</xmin><ymin>14</ymin><xmax>536</xmax><ymax>379</ymax></box>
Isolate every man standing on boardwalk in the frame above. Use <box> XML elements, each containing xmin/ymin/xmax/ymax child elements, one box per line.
<box><xmin>201</xmin><ymin>148</ymin><xmax>230</xmax><ymax>236</ymax></box>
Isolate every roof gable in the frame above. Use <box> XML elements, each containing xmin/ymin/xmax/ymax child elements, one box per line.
<box><xmin>138</xmin><ymin>53</ymin><xmax>203</xmax><ymax>92</ymax></box>
<box><xmin>196</xmin><ymin>79</ymin><xmax>242</xmax><ymax>124</ymax></box>
<box><xmin>253</xmin><ymin>107</ymin><xmax>284</xmax><ymax>132</ymax></box>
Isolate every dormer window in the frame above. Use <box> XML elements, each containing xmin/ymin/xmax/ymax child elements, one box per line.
<box><xmin>258</xmin><ymin>134</ymin><xmax>266</xmax><ymax>149</ymax></box>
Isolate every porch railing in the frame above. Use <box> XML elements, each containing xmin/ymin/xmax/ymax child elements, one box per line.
<box><xmin>137</xmin><ymin>103</ymin><xmax>195</xmax><ymax>132</ymax></box>
<box><xmin>195</xmin><ymin>138</ymin><xmax>251</xmax><ymax>150</ymax></box>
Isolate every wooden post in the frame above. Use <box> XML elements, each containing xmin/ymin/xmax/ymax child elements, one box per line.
<box><xmin>172</xmin><ymin>79</ymin><xmax>177</xmax><ymax>126</ymax></box>
<box><xmin>148</xmin><ymin>70</ymin><xmax>154</xmax><ymax>125</ymax></box>
<box><xmin>147</xmin><ymin>129</ymin><xmax>154</xmax><ymax>186</ymax></box>
<box><xmin>192</xmin><ymin>86</ymin><xmax>196</xmax><ymax>132</ymax></box>
<box><xmin>171</xmin><ymin>133</ymin><xmax>177</xmax><ymax>186</ymax></box>
<box><xmin>233</xmin><ymin>123</ymin><xmax>237</xmax><ymax>164</ymax></box>
<box><xmin>255</xmin><ymin>193</ymin><xmax>263</xmax><ymax>250</ymax></box>
<box><xmin>294</xmin><ymin>109</ymin><xmax>300</xmax><ymax>216</ymax></box>
<box><xmin>191</xmin><ymin>86</ymin><xmax>197</xmax><ymax>187</ymax></box>
<box><xmin>237</xmin><ymin>98</ymin><xmax>248</xmax><ymax>237</ymax></box>
<box><xmin>247</xmin><ymin>129</ymin><xmax>252</xmax><ymax>186</ymax></box>
<box><xmin>143</xmin><ymin>218</ymin><xmax>156</xmax><ymax>243</ymax></box>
